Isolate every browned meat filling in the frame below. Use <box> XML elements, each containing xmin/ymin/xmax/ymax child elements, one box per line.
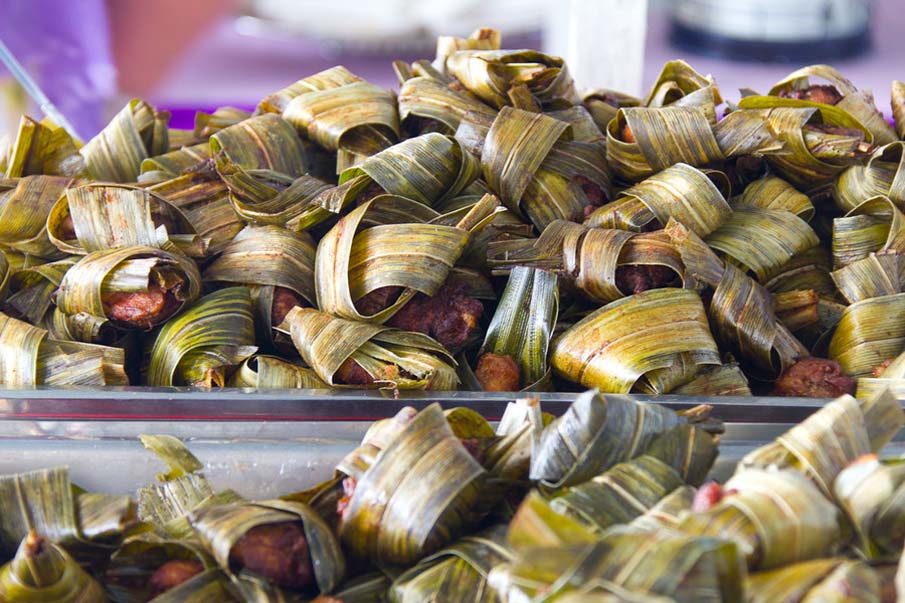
<box><xmin>355</xmin><ymin>286</ymin><xmax>403</xmax><ymax>317</ymax></box>
<box><xmin>475</xmin><ymin>353</ymin><xmax>521</xmax><ymax>392</ymax></box>
<box><xmin>58</xmin><ymin>214</ymin><xmax>77</xmax><ymax>240</ymax></box>
<box><xmin>147</xmin><ymin>559</ymin><xmax>203</xmax><ymax>599</ymax></box>
<box><xmin>103</xmin><ymin>278</ymin><xmax>184</xmax><ymax>329</ymax></box>
<box><xmin>778</xmin><ymin>84</ymin><xmax>843</xmax><ymax>106</ymax></box>
<box><xmin>615</xmin><ymin>264</ymin><xmax>676</xmax><ymax>295</ymax></box>
<box><xmin>574</xmin><ymin>174</ymin><xmax>608</xmax><ymax>219</ymax></box>
<box><xmin>335</xmin><ymin>358</ymin><xmax>375</xmax><ymax>385</ymax></box>
<box><xmin>692</xmin><ymin>482</ymin><xmax>737</xmax><ymax>512</ymax></box>
<box><xmin>271</xmin><ymin>286</ymin><xmax>305</xmax><ymax>326</ymax></box>
<box><xmin>621</xmin><ymin>122</ymin><xmax>636</xmax><ymax>143</ymax></box>
<box><xmin>772</xmin><ymin>357</ymin><xmax>855</xmax><ymax>398</ymax></box>
<box><xmin>229</xmin><ymin>522</ymin><xmax>315</xmax><ymax>591</ymax></box>
<box><xmin>388</xmin><ymin>283</ymin><xmax>483</xmax><ymax>350</ymax></box>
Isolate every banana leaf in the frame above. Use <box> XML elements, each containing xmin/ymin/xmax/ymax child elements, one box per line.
<box><xmin>747</xmin><ymin>558</ymin><xmax>880</xmax><ymax>603</ymax></box>
<box><xmin>277</xmin><ymin>307</ymin><xmax>458</xmax><ymax>390</ymax></box>
<box><xmin>194</xmin><ymin>106</ymin><xmax>251</xmax><ymax>138</ymax></box>
<box><xmin>735</xmin><ymin>174</ymin><xmax>814</xmax><ymax>220</ymax></box>
<box><xmin>5</xmin><ymin>257</ymin><xmax>74</xmax><ymax>324</ymax></box>
<box><xmin>80</xmin><ymin>99</ymin><xmax>169</xmax><ymax>182</ymax></box>
<box><xmin>446</xmin><ymin>49</ymin><xmax>577</xmax><ymax>110</ymax></box>
<box><xmin>228</xmin><ymin>355</ymin><xmax>327</xmax><ymax>389</ymax></box>
<box><xmin>550</xmin><ymin>288</ymin><xmax>721</xmax><ymax>394</ymax></box>
<box><xmin>893</xmin><ymin>81</ymin><xmax>905</xmax><ymax>140</ymax></box>
<box><xmin>145</xmin><ymin>287</ymin><xmax>257</xmax><ymax>387</ymax></box>
<box><xmin>643</xmin><ymin>60</ymin><xmax>723</xmax><ymax>109</ymax></box>
<box><xmin>4</xmin><ymin>116</ymin><xmax>84</xmax><ymax>178</ymax></box>
<box><xmin>831</xmin><ymin>251</ymin><xmax>905</xmax><ymax>303</ymax></box>
<box><xmin>315</xmin><ymin>194</ymin><xmax>496</xmax><ymax>323</ymax></box>
<box><xmin>0</xmin><ymin>532</ymin><xmax>106</xmax><ymax>602</ymax></box>
<box><xmin>549</xmin><ymin>455</ymin><xmax>685</xmax><ymax>534</ymax></box>
<box><xmin>835</xmin><ymin>455</ymin><xmax>905</xmax><ymax>559</ymax></box>
<box><xmin>586</xmin><ymin>163</ymin><xmax>731</xmax><ymax>237</ymax></box>
<box><xmin>145</xmin><ymin>173</ymin><xmax>244</xmax><ymax>255</ymax></box>
<box><xmin>0</xmin><ymin>313</ymin><xmax>127</xmax><ymax>385</ymax></box>
<box><xmin>528</xmin><ymin>389</ymin><xmax>713</xmax><ymax>490</ymax></box>
<box><xmin>486</xmin><ymin>531</ymin><xmax>745</xmax><ymax>603</ymax></box>
<box><xmin>55</xmin><ymin>246</ymin><xmax>201</xmax><ymax>336</ymax></box>
<box><xmin>139</xmin><ymin>142</ymin><xmax>211</xmax><ymax>182</ymax></box>
<box><xmin>832</xmin><ymin>196</ymin><xmax>905</xmax><ymax>269</ymax></box>
<box><xmin>0</xmin><ymin>175</ymin><xmax>77</xmax><ymax>257</ymax></box>
<box><xmin>769</xmin><ymin>64</ymin><xmax>896</xmax><ymax>145</ymax></box>
<box><xmin>739</xmin><ymin>391</ymin><xmax>902</xmax><ymax>498</ymax></box>
<box><xmin>678</xmin><ymin>468</ymin><xmax>844</xmax><ymax>570</ymax></box>
<box><xmin>190</xmin><ymin>499</ymin><xmax>345</xmax><ymax>595</ymax></box>
<box><xmin>828</xmin><ymin>292</ymin><xmax>905</xmax><ymax>376</ymax></box>
<box><xmin>398</xmin><ymin>75</ymin><xmax>498</xmax><ymax>135</ymax></box>
<box><xmin>389</xmin><ymin>524</ymin><xmax>512</xmax><ymax>603</ymax></box>
<box><xmin>433</xmin><ymin>28</ymin><xmax>501</xmax><ymax>72</ymax></box>
<box><xmin>340</xmin><ymin>403</ymin><xmax>498</xmax><ymax>566</ymax></box>
<box><xmin>834</xmin><ymin>142</ymin><xmax>905</xmax><ymax>212</ymax></box>
<box><xmin>479</xmin><ymin>266</ymin><xmax>557</xmax><ymax>391</ymax></box>
<box><xmin>48</xmin><ymin>183</ymin><xmax>206</xmax><ymax>258</ymax></box>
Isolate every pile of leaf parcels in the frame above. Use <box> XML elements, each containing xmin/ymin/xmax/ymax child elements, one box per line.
<box><xmin>2</xmin><ymin>27</ymin><xmax>905</xmax><ymax>399</ymax></box>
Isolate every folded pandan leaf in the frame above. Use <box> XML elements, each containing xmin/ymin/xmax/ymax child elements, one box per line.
<box><xmin>281</xmin><ymin>68</ymin><xmax>399</xmax><ymax>159</ymax></box>
<box><xmin>606</xmin><ymin>105</ymin><xmax>780</xmax><ymax>182</ymax></box>
<box><xmin>80</xmin><ymin>99</ymin><xmax>170</xmax><ymax>182</ymax></box>
<box><xmin>446</xmin><ymin>49</ymin><xmax>577</xmax><ymax>110</ymax></box>
<box><xmin>679</xmin><ymin>468</ymin><xmax>844</xmax><ymax>570</ymax></box>
<box><xmin>586</xmin><ymin>163</ymin><xmax>731</xmax><ymax>236</ymax></box>
<box><xmin>0</xmin><ymin>312</ymin><xmax>127</xmax><ymax>385</ymax></box>
<box><xmin>763</xmin><ymin>244</ymin><xmax>837</xmax><ymax>296</ymax></box>
<box><xmin>835</xmin><ymin>142</ymin><xmax>905</xmax><ymax>212</ymax></box>
<box><xmin>479</xmin><ymin>266</ymin><xmax>558</xmax><ymax>391</ymax></box>
<box><xmin>433</xmin><ymin>27</ymin><xmax>501</xmax><ymax>72</ymax></box>
<box><xmin>735</xmin><ymin>174</ymin><xmax>815</xmax><ymax>220</ymax></box>
<box><xmin>54</xmin><ymin>246</ymin><xmax>201</xmax><ymax>338</ymax></box>
<box><xmin>832</xmin><ymin>196</ymin><xmax>905</xmax><ymax>269</ymax></box>
<box><xmin>390</xmin><ymin>524</ymin><xmax>512</xmax><ymax>603</ymax></box>
<box><xmin>145</xmin><ymin>173</ymin><xmax>244</xmax><ymax>255</ymax></box>
<box><xmin>228</xmin><ymin>355</ymin><xmax>327</xmax><ymax>389</ymax></box>
<box><xmin>769</xmin><ymin>64</ymin><xmax>897</xmax><ymax>145</ymax></box>
<box><xmin>0</xmin><ymin>175</ymin><xmax>77</xmax><ymax>258</ymax></box>
<box><xmin>670</xmin><ymin>364</ymin><xmax>752</xmax><ymax>396</ymax></box>
<box><xmin>398</xmin><ymin>75</ymin><xmax>498</xmax><ymax>135</ymax></box>
<box><xmin>550</xmin><ymin>288</ymin><xmax>721</xmax><ymax>394</ymax></box>
<box><xmin>739</xmin><ymin>391</ymin><xmax>902</xmax><ymax>498</ymax></box>
<box><xmin>487</xmin><ymin>531</ymin><xmax>744</xmax><ymax>603</ymax></box>
<box><xmin>0</xmin><ymin>466</ymin><xmax>135</xmax><ymax>567</ymax></box>
<box><xmin>831</xmin><ymin>251</ymin><xmax>905</xmax><ymax>303</ymax></box>
<box><xmin>856</xmin><ymin>347</ymin><xmax>905</xmax><ymax>400</ymax></box>
<box><xmin>3</xmin><ymin>257</ymin><xmax>74</xmax><ymax>325</ymax></box>
<box><xmin>893</xmin><ymin>80</ymin><xmax>905</xmax><ymax>140</ymax></box>
<box><xmin>829</xmin><ymin>293</ymin><xmax>905</xmax><ymax>376</ymax></box>
<box><xmin>735</xmin><ymin>99</ymin><xmax>871</xmax><ymax>190</ymax></box>
<box><xmin>145</xmin><ymin>286</ymin><xmax>257</xmax><ymax>387</ymax></box>
<box><xmin>529</xmin><ymin>389</ymin><xmax>714</xmax><ymax>490</ymax></box>
<box><xmin>629</xmin><ymin>486</ymin><xmax>696</xmax><ymax>533</ymax></box>
<box><xmin>581</xmin><ymin>89</ymin><xmax>641</xmax><ymax>136</ymax></box>
<box><xmin>315</xmin><ymin>194</ymin><xmax>496</xmax><ymax>323</ymax></box>
<box><xmin>3</xmin><ymin>115</ymin><xmax>84</xmax><ymax>178</ymax></box>
<box><xmin>835</xmin><ymin>455</ymin><xmax>905</xmax><ymax>559</ymax></box>
<box><xmin>340</xmin><ymin>403</ymin><xmax>499</xmax><ymax>566</ymax></box>
<box><xmin>747</xmin><ymin>558</ymin><xmax>880</xmax><ymax>603</ymax></box>
<box><xmin>140</xmin><ymin>142</ymin><xmax>211</xmax><ymax>182</ymax></box>
<box><xmin>48</xmin><ymin>183</ymin><xmax>207</xmax><ymax>258</ymax></box>
<box><xmin>643</xmin><ymin>60</ymin><xmax>723</xmax><ymax>109</ymax></box>
<box><xmin>190</xmin><ymin>499</ymin><xmax>345</xmax><ymax>595</ymax></box>
<box><xmin>477</xmin><ymin>107</ymin><xmax>612</xmax><ymax>229</ymax></box>
<box><xmin>706</xmin><ymin>206</ymin><xmax>820</xmax><ymax>282</ymax></box>
<box><xmin>277</xmin><ymin>307</ymin><xmax>459</xmax><ymax>390</ymax></box>
<box><xmin>194</xmin><ymin>106</ymin><xmax>251</xmax><ymax>138</ymax></box>
<box><xmin>0</xmin><ymin>532</ymin><xmax>107</xmax><ymax>603</ymax></box>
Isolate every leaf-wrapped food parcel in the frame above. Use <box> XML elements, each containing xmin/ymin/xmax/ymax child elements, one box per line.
<box><xmin>398</xmin><ymin>75</ymin><xmax>498</xmax><ymax>135</ymax></box>
<box><xmin>55</xmin><ymin>246</ymin><xmax>201</xmax><ymax>337</ymax></box>
<box><xmin>146</xmin><ymin>286</ymin><xmax>257</xmax><ymax>387</ymax></box>
<box><xmin>831</xmin><ymin>251</ymin><xmax>905</xmax><ymax>304</ymax></box>
<box><xmin>190</xmin><ymin>499</ymin><xmax>345</xmax><ymax>595</ymax></box>
<box><xmin>446</xmin><ymin>49</ymin><xmax>577</xmax><ymax>110</ymax></box>
<box><xmin>834</xmin><ymin>142</ymin><xmax>905</xmax><ymax>212</ymax></box>
<box><xmin>0</xmin><ymin>175</ymin><xmax>78</xmax><ymax>258</ymax></box>
<box><xmin>678</xmin><ymin>468</ymin><xmax>844</xmax><ymax>570</ymax></box>
<box><xmin>80</xmin><ymin>98</ymin><xmax>170</xmax><ymax>182</ymax></box>
<box><xmin>433</xmin><ymin>28</ymin><xmax>501</xmax><ymax>73</ymax></box>
<box><xmin>893</xmin><ymin>80</ymin><xmax>905</xmax><ymax>140</ymax></box>
<box><xmin>340</xmin><ymin>403</ymin><xmax>498</xmax><ymax>566</ymax></box>
<box><xmin>832</xmin><ymin>196</ymin><xmax>905</xmax><ymax>269</ymax></box>
<box><xmin>228</xmin><ymin>355</ymin><xmax>327</xmax><ymax>389</ymax></box>
<box><xmin>0</xmin><ymin>532</ymin><xmax>107</xmax><ymax>603</ymax></box>
<box><xmin>746</xmin><ymin>558</ymin><xmax>880</xmax><ymax>603</ymax></box>
<box><xmin>277</xmin><ymin>307</ymin><xmax>459</xmax><ymax>389</ymax></box>
<box><xmin>140</xmin><ymin>142</ymin><xmax>211</xmax><ymax>182</ymax></box>
<box><xmin>829</xmin><ymin>292</ymin><xmax>905</xmax><ymax>376</ymax></box>
<box><xmin>643</xmin><ymin>59</ymin><xmax>723</xmax><ymax>109</ymax></box>
<box><xmin>834</xmin><ymin>454</ymin><xmax>905</xmax><ymax>559</ymax></box>
<box><xmin>4</xmin><ymin>116</ymin><xmax>84</xmax><ymax>178</ymax></box>
<box><xmin>735</xmin><ymin>174</ymin><xmax>815</xmax><ymax>221</ymax></box>
<box><xmin>550</xmin><ymin>288</ymin><xmax>720</xmax><ymax>394</ymax></box>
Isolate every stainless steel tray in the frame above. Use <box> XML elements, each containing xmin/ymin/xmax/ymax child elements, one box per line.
<box><xmin>2</xmin><ymin>388</ymin><xmax>896</xmax><ymax>499</ymax></box>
